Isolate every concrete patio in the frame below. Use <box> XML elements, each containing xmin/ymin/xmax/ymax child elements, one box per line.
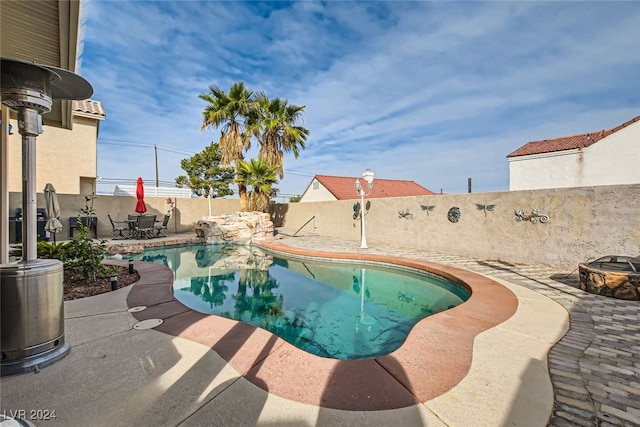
<box><xmin>1</xmin><ymin>232</ymin><xmax>639</xmax><ymax>426</ymax></box>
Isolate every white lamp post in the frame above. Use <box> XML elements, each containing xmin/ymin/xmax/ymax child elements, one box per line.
<box><xmin>354</xmin><ymin>168</ymin><xmax>374</xmax><ymax>249</ymax></box>
<box><xmin>208</xmin><ymin>186</ymin><xmax>213</xmax><ymax>217</ymax></box>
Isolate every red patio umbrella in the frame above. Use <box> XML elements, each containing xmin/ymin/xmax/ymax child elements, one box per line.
<box><xmin>135</xmin><ymin>177</ymin><xmax>147</xmax><ymax>214</ymax></box>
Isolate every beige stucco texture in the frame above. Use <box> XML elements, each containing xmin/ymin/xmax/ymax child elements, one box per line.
<box><xmin>274</xmin><ymin>184</ymin><xmax>640</xmax><ymax>269</ymax></box>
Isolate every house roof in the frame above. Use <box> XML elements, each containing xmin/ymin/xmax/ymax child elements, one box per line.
<box><xmin>72</xmin><ymin>100</ymin><xmax>106</xmax><ymax>120</ymax></box>
<box><xmin>507</xmin><ymin>115</ymin><xmax>640</xmax><ymax>158</ymax></box>
<box><xmin>313</xmin><ymin>174</ymin><xmax>435</xmax><ymax>200</ymax></box>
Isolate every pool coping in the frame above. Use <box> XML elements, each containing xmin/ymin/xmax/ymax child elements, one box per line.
<box><xmin>124</xmin><ymin>240</ymin><xmax>520</xmax><ymax>411</ymax></box>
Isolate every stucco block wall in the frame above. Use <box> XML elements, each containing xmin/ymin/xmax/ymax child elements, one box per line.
<box><xmin>273</xmin><ymin>184</ymin><xmax>640</xmax><ymax>269</ymax></box>
<box><xmin>7</xmin><ymin>116</ymin><xmax>98</xmax><ymax>194</ymax></box>
<box><xmin>8</xmin><ymin>192</ymin><xmax>240</xmax><ymax>239</ymax></box>
<box><xmin>9</xmin><ymin>185</ymin><xmax>639</xmax><ymax>270</ymax></box>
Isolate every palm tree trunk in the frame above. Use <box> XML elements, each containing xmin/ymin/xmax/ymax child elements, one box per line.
<box><xmin>238</xmin><ymin>182</ymin><xmax>250</xmax><ymax>212</ymax></box>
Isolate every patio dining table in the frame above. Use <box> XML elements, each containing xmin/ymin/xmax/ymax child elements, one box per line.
<box><xmin>126</xmin><ymin>215</ymin><xmax>159</xmax><ymax>239</ymax></box>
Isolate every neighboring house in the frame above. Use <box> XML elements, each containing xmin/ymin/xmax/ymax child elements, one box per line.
<box><xmin>5</xmin><ymin>99</ymin><xmax>106</xmax><ymax>195</ymax></box>
<box><xmin>299</xmin><ymin>174</ymin><xmax>435</xmax><ymax>203</ymax></box>
<box><xmin>507</xmin><ymin>115</ymin><xmax>640</xmax><ymax>191</ymax></box>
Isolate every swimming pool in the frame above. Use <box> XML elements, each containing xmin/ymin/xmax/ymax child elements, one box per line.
<box><xmin>130</xmin><ymin>243</ymin><xmax>470</xmax><ymax>360</ymax></box>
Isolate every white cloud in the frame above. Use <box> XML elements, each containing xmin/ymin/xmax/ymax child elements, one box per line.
<box><xmin>81</xmin><ymin>0</ymin><xmax>640</xmax><ymax>197</ymax></box>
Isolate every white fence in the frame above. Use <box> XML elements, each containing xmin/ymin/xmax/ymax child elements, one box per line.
<box><xmin>113</xmin><ymin>185</ymin><xmax>192</xmax><ymax>198</ymax></box>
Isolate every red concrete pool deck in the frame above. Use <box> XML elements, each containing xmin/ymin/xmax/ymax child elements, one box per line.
<box><xmin>126</xmin><ymin>240</ymin><xmax>519</xmax><ymax>411</ymax></box>
<box><xmin>2</xmin><ymin>235</ymin><xmax>569</xmax><ymax>426</ymax></box>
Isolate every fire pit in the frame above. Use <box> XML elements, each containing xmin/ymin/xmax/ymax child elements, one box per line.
<box><xmin>579</xmin><ymin>255</ymin><xmax>640</xmax><ymax>301</ymax></box>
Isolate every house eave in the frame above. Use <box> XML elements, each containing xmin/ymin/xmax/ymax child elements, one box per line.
<box><xmin>508</xmin><ymin>148</ymin><xmax>581</xmax><ymax>162</ymax></box>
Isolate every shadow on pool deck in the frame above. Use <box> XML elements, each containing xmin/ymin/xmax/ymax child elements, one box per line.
<box><xmin>122</xmin><ymin>239</ymin><xmax>521</xmax><ymax>413</ymax></box>
<box><xmin>1</xmin><ymin>234</ymin><xmax>572</xmax><ymax>426</ymax></box>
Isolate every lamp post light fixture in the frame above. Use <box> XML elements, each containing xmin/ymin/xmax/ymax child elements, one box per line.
<box><xmin>354</xmin><ymin>168</ymin><xmax>374</xmax><ymax>249</ymax></box>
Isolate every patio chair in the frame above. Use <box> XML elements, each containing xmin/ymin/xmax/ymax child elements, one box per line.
<box><xmin>155</xmin><ymin>214</ymin><xmax>171</xmax><ymax>237</ymax></box>
<box><xmin>135</xmin><ymin>214</ymin><xmax>157</xmax><ymax>239</ymax></box>
<box><xmin>127</xmin><ymin>214</ymin><xmax>140</xmax><ymax>238</ymax></box>
<box><xmin>108</xmin><ymin>214</ymin><xmax>129</xmax><ymax>240</ymax></box>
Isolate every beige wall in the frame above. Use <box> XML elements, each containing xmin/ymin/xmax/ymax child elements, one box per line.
<box><xmin>9</xmin><ymin>184</ymin><xmax>639</xmax><ymax>270</ymax></box>
<box><xmin>299</xmin><ymin>180</ymin><xmax>336</xmax><ymax>202</ymax></box>
<box><xmin>8</xmin><ymin>192</ymin><xmax>240</xmax><ymax>240</ymax></box>
<box><xmin>6</xmin><ymin>115</ymin><xmax>98</xmax><ymax>195</ymax></box>
<box><xmin>273</xmin><ymin>184</ymin><xmax>640</xmax><ymax>269</ymax></box>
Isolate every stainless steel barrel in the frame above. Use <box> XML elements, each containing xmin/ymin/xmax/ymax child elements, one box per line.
<box><xmin>0</xmin><ymin>259</ymin><xmax>69</xmax><ymax>376</ymax></box>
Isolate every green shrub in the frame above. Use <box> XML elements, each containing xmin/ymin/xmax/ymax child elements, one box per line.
<box><xmin>37</xmin><ymin>241</ymin><xmax>69</xmax><ymax>259</ymax></box>
<box><xmin>63</xmin><ymin>194</ymin><xmax>116</xmax><ymax>281</ymax></box>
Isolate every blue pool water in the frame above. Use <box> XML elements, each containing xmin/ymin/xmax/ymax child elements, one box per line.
<box><xmin>130</xmin><ymin>244</ymin><xmax>470</xmax><ymax>360</ymax></box>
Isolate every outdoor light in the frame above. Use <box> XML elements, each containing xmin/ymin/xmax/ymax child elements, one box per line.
<box><xmin>354</xmin><ymin>168</ymin><xmax>374</xmax><ymax>249</ymax></box>
<box><xmin>1</xmin><ymin>57</ymin><xmax>93</xmax><ymax>376</ymax></box>
<box><xmin>110</xmin><ymin>274</ymin><xmax>119</xmax><ymax>291</ymax></box>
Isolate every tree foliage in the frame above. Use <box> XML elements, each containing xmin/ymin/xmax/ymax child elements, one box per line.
<box><xmin>235</xmin><ymin>158</ymin><xmax>278</xmax><ymax>212</ymax></box>
<box><xmin>199</xmin><ymin>82</ymin><xmax>254</xmax><ymax>165</ymax></box>
<box><xmin>62</xmin><ymin>194</ymin><xmax>115</xmax><ymax>281</ymax></box>
<box><xmin>198</xmin><ymin>81</ymin><xmax>310</xmax><ymax>211</ymax></box>
<box><xmin>247</xmin><ymin>91</ymin><xmax>309</xmax><ymax>179</ymax></box>
<box><xmin>199</xmin><ymin>82</ymin><xmax>254</xmax><ymax>210</ymax></box>
<box><xmin>176</xmin><ymin>142</ymin><xmax>235</xmax><ymax>198</ymax></box>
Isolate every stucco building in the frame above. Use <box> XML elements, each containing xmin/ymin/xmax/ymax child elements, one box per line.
<box><xmin>1</xmin><ymin>0</ymin><xmax>93</xmax><ymax>262</ymax></box>
<box><xmin>300</xmin><ymin>174</ymin><xmax>435</xmax><ymax>202</ymax></box>
<box><xmin>4</xmin><ymin>99</ymin><xmax>105</xmax><ymax>195</ymax></box>
<box><xmin>507</xmin><ymin>115</ymin><xmax>640</xmax><ymax>191</ymax></box>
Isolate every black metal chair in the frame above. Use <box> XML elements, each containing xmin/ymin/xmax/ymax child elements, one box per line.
<box><xmin>127</xmin><ymin>214</ymin><xmax>140</xmax><ymax>238</ymax></box>
<box><xmin>155</xmin><ymin>214</ymin><xmax>170</xmax><ymax>237</ymax></box>
<box><xmin>135</xmin><ymin>214</ymin><xmax>156</xmax><ymax>239</ymax></box>
<box><xmin>108</xmin><ymin>214</ymin><xmax>129</xmax><ymax>240</ymax></box>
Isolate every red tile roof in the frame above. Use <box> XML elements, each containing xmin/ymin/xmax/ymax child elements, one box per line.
<box><xmin>314</xmin><ymin>174</ymin><xmax>435</xmax><ymax>200</ymax></box>
<box><xmin>507</xmin><ymin>115</ymin><xmax>640</xmax><ymax>158</ymax></box>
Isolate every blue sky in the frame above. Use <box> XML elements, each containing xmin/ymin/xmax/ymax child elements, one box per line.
<box><xmin>80</xmin><ymin>0</ymin><xmax>640</xmax><ymax>199</ymax></box>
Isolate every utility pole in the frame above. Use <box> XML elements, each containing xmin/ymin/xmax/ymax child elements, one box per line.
<box><xmin>154</xmin><ymin>145</ymin><xmax>159</xmax><ymax>188</ymax></box>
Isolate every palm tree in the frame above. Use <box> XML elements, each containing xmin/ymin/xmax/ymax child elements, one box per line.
<box><xmin>199</xmin><ymin>82</ymin><xmax>255</xmax><ymax>211</ymax></box>
<box><xmin>247</xmin><ymin>91</ymin><xmax>309</xmax><ymax>179</ymax></box>
<box><xmin>235</xmin><ymin>158</ymin><xmax>278</xmax><ymax>212</ymax></box>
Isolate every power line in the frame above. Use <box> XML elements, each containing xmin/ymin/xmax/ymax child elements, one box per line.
<box><xmin>285</xmin><ymin>169</ymin><xmax>315</xmax><ymax>177</ymax></box>
<box><xmin>98</xmin><ymin>138</ymin><xmax>196</xmax><ymax>156</ymax></box>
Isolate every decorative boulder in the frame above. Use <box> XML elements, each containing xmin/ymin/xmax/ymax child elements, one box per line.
<box><xmin>107</xmin><ymin>243</ymin><xmax>145</xmax><ymax>255</ymax></box>
<box><xmin>195</xmin><ymin>212</ymin><xmax>274</xmax><ymax>244</ymax></box>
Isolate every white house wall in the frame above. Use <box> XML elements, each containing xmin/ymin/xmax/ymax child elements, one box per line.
<box><xmin>300</xmin><ymin>182</ymin><xmax>337</xmax><ymax>202</ymax></box>
<box><xmin>508</xmin><ymin>149</ymin><xmax>582</xmax><ymax>190</ymax></box>
<box><xmin>582</xmin><ymin>121</ymin><xmax>640</xmax><ymax>186</ymax></box>
<box><xmin>509</xmin><ymin>120</ymin><xmax>640</xmax><ymax>190</ymax></box>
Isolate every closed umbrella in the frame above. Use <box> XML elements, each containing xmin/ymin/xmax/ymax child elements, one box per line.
<box><xmin>44</xmin><ymin>183</ymin><xmax>63</xmax><ymax>243</ymax></box>
<box><xmin>135</xmin><ymin>177</ymin><xmax>147</xmax><ymax>214</ymax></box>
